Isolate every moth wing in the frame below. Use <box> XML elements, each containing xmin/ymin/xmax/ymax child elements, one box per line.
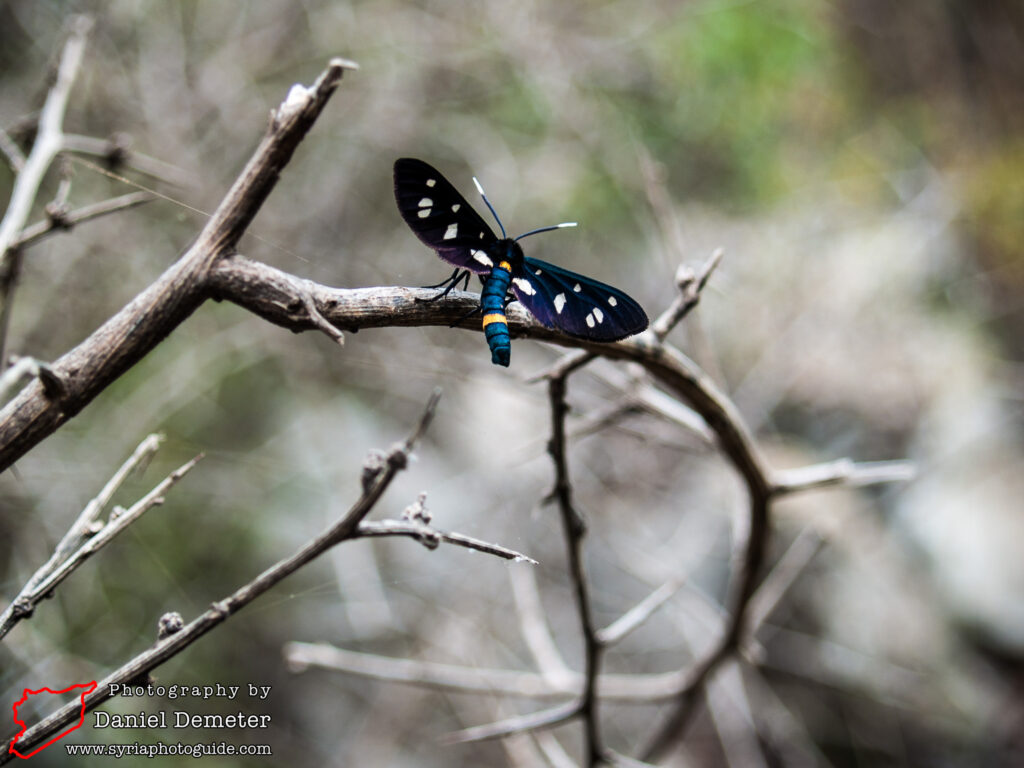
<box><xmin>511</xmin><ymin>257</ymin><xmax>649</xmax><ymax>341</ymax></box>
<box><xmin>394</xmin><ymin>158</ymin><xmax>498</xmax><ymax>274</ymax></box>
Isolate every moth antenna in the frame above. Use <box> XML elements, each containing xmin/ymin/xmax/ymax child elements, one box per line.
<box><xmin>515</xmin><ymin>222</ymin><xmax>578</xmax><ymax>241</ymax></box>
<box><xmin>473</xmin><ymin>176</ymin><xmax>507</xmax><ymax>239</ymax></box>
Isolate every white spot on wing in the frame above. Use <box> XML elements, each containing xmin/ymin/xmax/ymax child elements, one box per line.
<box><xmin>426</xmin><ymin>179</ymin><xmax>436</xmax><ymax>187</ymax></box>
<box><xmin>417</xmin><ymin>209</ymin><xmax>430</xmax><ymax>218</ymax></box>
<box><xmin>586</xmin><ymin>312</ymin><xmax>595</xmax><ymax>328</ymax></box>
<box><xmin>512</xmin><ymin>278</ymin><xmax>536</xmax><ymax>295</ymax></box>
<box><xmin>418</xmin><ymin>198</ymin><xmax>432</xmax><ymax>207</ymax></box>
<box><xmin>593</xmin><ymin>308</ymin><xmax>604</xmax><ymax>324</ymax></box>
<box><xmin>452</xmin><ymin>204</ymin><xmax>461</xmax><ymax>212</ymax></box>
<box><xmin>573</xmin><ymin>283</ymin><xmax>582</xmax><ymax>293</ymax></box>
<box><xmin>554</xmin><ymin>293</ymin><xmax>566</xmax><ymax>314</ymax></box>
<box><xmin>443</xmin><ymin>223</ymin><xmax>458</xmax><ymax>240</ymax></box>
<box><xmin>479</xmin><ymin>232</ymin><xmax>485</xmax><ymax>239</ymax></box>
<box><xmin>607</xmin><ymin>296</ymin><xmax>618</xmax><ymax>307</ymax></box>
<box><xmin>534</xmin><ymin>268</ymin><xmax>542</xmax><ymax>275</ymax></box>
<box><xmin>472</xmin><ymin>250</ymin><xmax>493</xmax><ymax>267</ymax></box>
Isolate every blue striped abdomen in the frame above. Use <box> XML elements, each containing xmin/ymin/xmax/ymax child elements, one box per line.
<box><xmin>481</xmin><ymin>260</ymin><xmax>512</xmax><ymax>367</ymax></box>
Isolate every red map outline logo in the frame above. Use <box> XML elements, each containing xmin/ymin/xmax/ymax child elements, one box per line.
<box><xmin>8</xmin><ymin>681</ymin><xmax>98</xmax><ymax>759</ymax></box>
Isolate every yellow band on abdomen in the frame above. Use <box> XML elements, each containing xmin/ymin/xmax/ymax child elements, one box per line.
<box><xmin>498</xmin><ymin>261</ymin><xmax>512</xmax><ymax>271</ymax></box>
<box><xmin>481</xmin><ymin>313</ymin><xmax>506</xmax><ymax>328</ymax></box>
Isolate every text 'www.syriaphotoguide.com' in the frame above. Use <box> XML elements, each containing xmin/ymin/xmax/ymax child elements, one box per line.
<box><xmin>64</xmin><ymin>741</ymin><xmax>272</xmax><ymax>758</ymax></box>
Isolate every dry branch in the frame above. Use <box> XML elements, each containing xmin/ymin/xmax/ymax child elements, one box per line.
<box><xmin>61</xmin><ymin>133</ymin><xmax>191</xmax><ymax>186</ymax></box>
<box><xmin>0</xmin><ymin>391</ymin><xmax>436</xmax><ymax>762</ymax></box>
<box><xmin>285</xmin><ymin>643</ymin><xmax>571</xmax><ymax>698</ymax></box>
<box><xmin>12</xmin><ymin>191</ymin><xmax>154</xmax><ymax>250</ymax></box>
<box><xmin>546</xmin><ymin>372</ymin><xmax>605</xmax><ymax>766</ymax></box>
<box><xmin>0</xmin><ymin>17</ymin><xmax>92</xmax><ymax>262</ymax></box>
<box><xmin>281</xmin><ymin>639</ymin><xmax>707</xmax><ymax>703</ymax></box>
<box><xmin>651</xmin><ymin>248</ymin><xmax>724</xmax><ymax>341</ymax></box>
<box><xmin>0</xmin><ymin>59</ymin><xmax>355</xmax><ymax>470</ymax></box>
<box><xmin>354</xmin><ymin>518</ymin><xmax>537</xmax><ymax>563</ymax></box>
<box><xmin>0</xmin><ymin>18</ymin><xmax>93</xmax><ymax>364</ymax></box>
<box><xmin>444</xmin><ymin>700</ymin><xmax>581</xmax><ymax>745</ymax></box>
<box><xmin>0</xmin><ymin>444</ymin><xmax>198</xmax><ymax>641</ymax></box>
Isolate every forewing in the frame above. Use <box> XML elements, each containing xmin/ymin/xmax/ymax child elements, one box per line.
<box><xmin>512</xmin><ymin>257</ymin><xmax>649</xmax><ymax>341</ymax></box>
<box><xmin>394</xmin><ymin>158</ymin><xmax>498</xmax><ymax>274</ymax></box>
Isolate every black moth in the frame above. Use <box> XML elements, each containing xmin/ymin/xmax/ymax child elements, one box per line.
<box><xmin>393</xmin><ymin>158</ymin><xmax>648</xmax><ymax>366</ymax></box>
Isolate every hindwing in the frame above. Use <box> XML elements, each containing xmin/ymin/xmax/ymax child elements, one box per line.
<box><xmin>511</xmin><ymin>257</ymin><xmax>649</xmax><ymax>341</ymax></box>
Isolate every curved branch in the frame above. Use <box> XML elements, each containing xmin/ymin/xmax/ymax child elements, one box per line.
<box><xmin>205</xmin><ymin>254</ymin><xmax>779</xmax><ymax>758</ymax></box>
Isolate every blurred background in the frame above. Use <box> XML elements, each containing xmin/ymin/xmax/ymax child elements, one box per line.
<box><xmin>1</xmin><ymin>0</ymin><xmax>1022</xmax><ymax>765</ymax></box>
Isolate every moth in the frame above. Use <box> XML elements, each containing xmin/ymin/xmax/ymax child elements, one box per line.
<box><xmin>393</xmin><ymin>158</ymin><xmax>648</xmax><ymax>366</ymax></box>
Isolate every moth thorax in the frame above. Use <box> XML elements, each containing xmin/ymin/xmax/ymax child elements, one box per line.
<box><xmin>491</xmin><ymin>239</ymin><xmax>524</xmax><ymax>269</ymax></box>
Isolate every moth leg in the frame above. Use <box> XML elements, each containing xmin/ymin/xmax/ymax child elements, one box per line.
<box><xmin>417</xmin><ymin>268</ymin><xmax>471</xmax><ymax>303</ymax></box>
<box><xmin>449</xmin><ymin>303</ymin><xmax>482</xmax><ymax>328</ymax></box>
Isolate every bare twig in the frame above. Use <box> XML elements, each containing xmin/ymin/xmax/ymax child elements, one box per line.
<box><xmin>526</xmin><ymin>349</ymin><xmax>595</xmax><ymax>383</ymax></box>
<box><xmin>0</xmin><ymin>17</ymin><xmax>92</xmax><ymax>261</ymax></box>
<box><xmin>605</xmin><ymin>750</ymin><xmax>660</xmax><ymax>768</ymax></box>
<box><xmin>651</xmin><ymin>249</ymin><xmax>724</xmax><ymax>342</ymax></box>
<box><xmin>12</xmin><ymin>191</ymin><xmax>154</xmax><ymax>250</ymax></box>
<box><xmin>579</xmin><ymin>363</ymin><xmax>712</xmax><ymax>441</ymax></box>
<box><xmin>547</xmin><ymin>372</ymin><xmax>605</xmax><ymax>766</ymax></box>
<box><xmin>0</xmin><ymin>357</ymin><xmax>39</xmax><ymax>403</ymax></box>
<box><xmin>52</xmin><ymin>434</ymin><xmax>165</xmax><ymax>562</ymax></box>
<box><xmin>301</xmin><ymin>280</ymin><xmax>345</xmax><ymax>346</ymax></box>
<box><xmin>771</xmin><ymin>458</ymin><xmax>916</xmax><ymax>495</ymax></box>
<box><xmin>285</xmin><ymin>642</ymin><xmax>571</xmax><ymax>698</ymax></box>
<box><xmin>278</xmin><ymin>640</ymin><xmax>719</xmax><ymax>702</ymax></box>
<box><xmin>0</xmin><ymin>356</ymin><xmax>66</xmax><ymax>403</ymax></box>
<box><xmin>354</xmin><ymin>518</ymin><xmax>537</xmax><ymax>563</ymax></box>
<box><xmin>534</xmin><ymin>732</ymin><xmax>581</xmax><ymax>768</ymax></box>
<box><xmin>61</xmin><ymin>133</ymin><xmax>191</xmax><ymax>186</ymax></box>
<box><xmin>51</xmin><ymin>156</ymin><xmax>73</xmax><ymax>210</ymax></box>
<box><xmin>740</xmin><ymin>666</ymin><xmax>836</xmax><ymax>767</ymax></box>
<box><xmin>0</xmin><ymin>18</ymin><xmax>93</xmax><ymax>367</ymax></box>
<box><xmin>0</xmin><ymin>449</ymin><xmax>199</xmax><ymax>641</ymax></box>
<box><xmin>0</xmin><ymin>247</ymin><xmax>24</xmax><ymax>369</ymax></box>
<box><xmin>511</xmin><ymin>566</ymin><xmax>576</xmax><ymax>687</ymax></box>
<box><xmin>443</xmin><ymin>700</ymin><xmax>580</xmax><ymax>744</ymax></box>
<box><xmin>0</xmin><ymin>128</ymin><xmax>26</xmax><ymax>173</ymax></box>
<box><xmin>0</xmin><ymin>391</ymin><xmax>434</xmax><ymax>762</ymax></box>
<box><xmin>705</xmin><ymin>660</ymin><xmax>768</xmax><ymax>768</ymax></box>
<box><xmin>744</xmin><ymin>527</ymin><xmax>824</xmax><ymax>651</ymax></box>
<box><xmin>597</xmin><ymin>576</ymin><xmax>686</xmax><ymax>646</ymax></box>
